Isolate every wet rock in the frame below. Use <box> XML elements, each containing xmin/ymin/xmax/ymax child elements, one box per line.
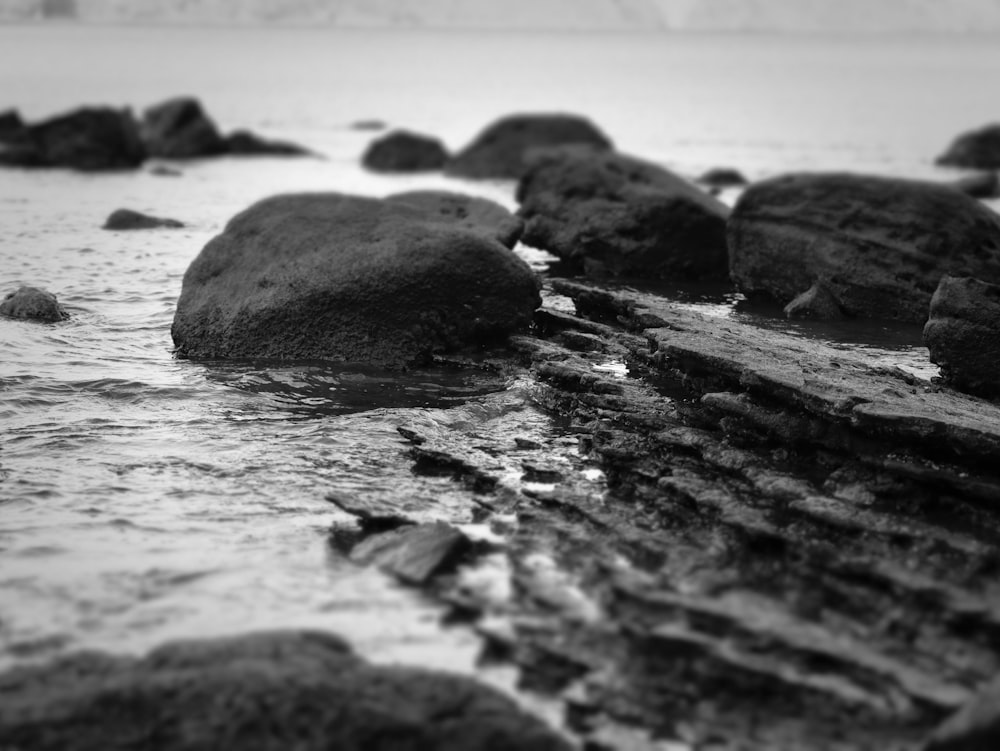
<box><xmin>362</xmin><ymin>130</ymin><xmax>449</xmax><ymax>172</ymax></box>
<box><xmin>0</xmin><ymin>629</ymin><xmax>571</xmax><ymax>751</ymax></box>
<box><xmin>782</xmin><ymin>280</ymin><xmax>846</xmax><ymax>320</ymax></box>
<box><xmin>350</xmin><ymin>521</ymin><xmax>471</xmax><ymax>585</ymax></box>
<box><xmin>3</xmin><ymin>106</ymin><xmax>146</xmax><ymax>170</ymax></box>
<box><xmin>224</xmin><ymin>129</ymin><xmax>312</xmax><ymax>156</ymax></box>
<box><xmin>728</xmin><ymin>172</ymin><xmax>1000</xmax><ymax>322</ymax></box>
<box><xmin>925</xmin><ymin>677</ymin><xmax>1000</xmax><ymax>751</ymax></box>
<box><xmin>148</xmin><ymin>164</ymin><xmax>182</xmax><ymax>177</ymax></box>
<box><xmin>937</xmin><ymin>124</ymin><xmax>1000</xmax><ymax>169</ymax></box>
<box><xmin>0</xmin><ymin>108</ymin><xmax>37</xmax><ymax>166</ymax></box>
<box><xmin>0</xmin><ymin>108</ymin><xmax>24</xmax><ymax>138</ymax></box>
<box><xmin>952</xmin><ymin>171</ymin><xmax>1000</xmax><ymax>199</ymax></box>
<box><xmin>924</xmin><ymin>275</ymin><xmax>1000</xmax><ymax>397</ymax></box>
<box><xmin>516</xmin><ymin>150</ymin><xmax>729</xmax><ymax>278</ymax></box>
<box><xmin>446</xmin><ymin>113</ymin><xmax>612</xmax><ymax>179</ymax></box>
<box><xmin>171</xmin><ymin>192</ymin><xmax>540</xmax><ymax>366</ymax></box>
<box><xmin>141</xmin><ymin>96</ymin><xmax>226</xmax><ymax>158</ymax></box>
<box><xmin>522</xmin><ymin>460</ymin><xmax>564</xmax><ymax>483</ymax></box>
<box><xmin>0</xmin><ymin>286</ymin><xmax>68</xmax><ymax>322</ymax></box>
<box><xmin>385</xmin><ymin>190</ymin><xmax>523</xmax><ymax>248</ymax></box>
<box><xmin>697</xmin><ymin>166</ymin><xmax>749</xmax><ymax>188</ymax></box>
<box><xmin>102</xmin><ymin>208</ymin><xmax>184</xmax><ymax>230</ymax></box>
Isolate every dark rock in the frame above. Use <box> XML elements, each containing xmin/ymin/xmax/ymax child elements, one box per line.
<box><xmin>937</xmin><ymin>124</ymin><xmax>1000</xmax><ymax>169</ymax></box>
<box><xmin>783</xmin><ymin>280</ymin><xmax>846</xmax><ymax>320</ymax></box>
<box><xmin>385</xmin><ymin>190</ymin><xmax>523</xmax><ymax>248</ymax></box>
<box><xmin>171</xmin><ymin>192</ymin><xmax>540</xmax><ymax>366</ymax></box>
<box><xmin>728</xmin><ymin>172</ymin><xmax>1000</xmax><ymax>323</ymax></box>
<box><xmin>362</xmin><ymin>130</ymin><xmax>449</xmax><ymax>172</ymax></box>
<box><xmin>11</xmin><ymin>107</ymin><xmax>146</xmax><ymax>170</ymax></box>
<box><xmin>103</xmin><ymin>208</ymin><xmax>184</xmax><ymax>230</ymax></box>
<box><xmin>224</xmin><ymin>129</ymin><xmax>312</xmax><ymax>156</ymax></box>
<box><xmin>516</xmin><ymin>150</ymin><xmax>729</xmax><ymax>278</ymax></box>
<box><xmin>141</xmin><ymin>96</ymin><xmax>226</xmax><ymax>159</ymax></box>
<box><xmin>148</xmin><ymin>164</ymin><xmax>182</xmax><ymax>177</ymax></box>
<box><xmin>350</xmin><ymin>119</ymin><xmax>387</xmax><ymax>131</ymax></box>
<box><xmin>350</xmin><ymin>522</ymin><xmax>471</xmax><ymax>585</ymax></box>
<box><xmin>697</xmin><ymin>167</ymin><xmax>749</xmax><ymax>188</ymax></box>
<box><xmin>0</xmin><ymin>286</ymin><xmax>68</xmax><ymax>322</ymax></box>
<box><xmin>0</xmin><ymin>108</ymin><xmax>24</xmax><ymax>138</ymax></box>
<box><xmin>325</xmin><ymin>490</ymin><xmax>417</xmax><ymax>530</ymax></box>
<box><xmin>0</xmin><ymin>630</ymin><xmax>571</xmax><ymax>751</ymax></box>
<box><xmin>446</xmin><ymin>113</ymin><xmax>612</xmax><ymax>179</ymax></box>
<box><xmin>924</xmin><ymin>275</ymin><xmax>1000</xmax><ymax>397</ymax></box>
<box><xmin>925</xmin><ymin>677</ymin><xmax>1000</xmax><ymax>751</ymax></box>
<box><xmin>953</xmin><ymin>171</ymin><xmax>1000</xmax><ymax>199</ymax></box>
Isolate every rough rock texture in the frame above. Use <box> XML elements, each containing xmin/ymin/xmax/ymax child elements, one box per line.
<box><xmin>103</xmin><ymin>208</ymin><xmax>184</xmax><ymax>230</ymax></box>
<box><xmin>0</xmin><ymin>630</ymin><xmax>571</xmax><ymax>751</ymax></box>
<box><xmin>385</xmin><ymin>190</ymin><xmax>523</xmax><ymax>248</ymax></box>
<box><xmin>937</xmin><ymin>124</ymin><xmax>1000</xmax><ymax>169</ymax></box>
<box><xmin>224</xmin><ymin>129</ymin><xmax>312</xmax><ymax>156</ymax></box>
<box><xmin>926</xmin><ymin>678</ymin><xmax>1000</xmax><ymax>751</ymax></box>
<box><xmin>350</xmin><ymin>522</ymin><xmax>471</xmax><ymax>585</ymax></box>
<box><xmin>362</xmin><ymin>130</ymin><xmax>449</xmax><ymax>172</ymax></box>
<box><xmin>516</xmin><ymin>151</ymin><xmax>730</xmax><ymax>278</ymax></box>
<box><xmin>0</xmin><ymin>286</ymin><xmax>68</xmax><ymax>322</ymax></box>
<box><xmin>924</xmin><ymin>275</ymin><xmax>1000</xmax><ymax>397</ymax></box>
<box><xmin>171</xmin><ymin>192</ymin><xmax>540</xmax><ymax>366</ymax></box>
<box><xmin>783</xmin><ymin>280</ymin><xmax>846</xmax><ymax>320</ymax></box>
<box><xmin>728</xmin><ymin>172</ymin><xmax>1000</xmax><ymax>322</ymax></box>
<box><xmin>953</xmin><ymin>171</ymin><xmax>1000</xmax><ymax>199</ymax></box>
<box><xmin>697</xmin><ymin>167</ymin><xmax>749</xmax><ymax>188</ymax></box>
<box><xmin>446</xmin><ymin>113</ymin><xmax>612</xmax><ymax>179</ymax></box>
<box><xmin>0</xmin><ymin>107</ymin><xmax>145</xmax><ymax>170</ymax></box>
<box><xmin>141</xmin><ymin>96</ymin><xmax>227</xmax><ymax>159</ymax></box>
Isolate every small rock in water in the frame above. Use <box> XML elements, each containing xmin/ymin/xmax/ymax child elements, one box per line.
<box><xmin>0</xmin><ymin>286</ymin><xmax>68</xmax><ymax>322</ymax></box>
<box><xmin>350</xmin><ymin>118</ymin><xmax>388</xmax><ymax>131</ymax></box>
<box><xmin>924</xmin><ymin>676</ymin><xmax>1000</xmax><ymax>751</ymax></box>
<box><xmin>103</xmin><ymin>208</ymin><xmax>184</xmax><ymax>230</ymax></box>
<box><xmin>349</xmin><ymin>521</ymin><xmax>471</xmax><ymax>585</ymax></box>
<box><xmin>936</xmin><ymin>123</ymin><xmax>1000</xmax><ymax>169</ymax></box>
<box><xmin>697</xmin><ymin>166</ymin><xmax>749</xmax><ymax>188</ymax></box>
<box><xmin>6</xmin><ymin>106</ymin><xmax>146</xmax><ymax>170</ymax></box>
<box><xmin>325</xmin><ymin>490</ymin><xmax>416</xmax><ymax>530</ymax></box>
<box><xmin>362</xmin><ymin>130</ymin><xmax>449</xmax><ymax>172</ymax></box>
<box><xmin>141</xmin><ymin>96</ymin><xmax>226</xmax><ymax>159</ymax></box>
<box><xmin>952</xmin><ymin>171</ymin><xmax>1000</xmax><ymax>199</ymax></box>
<box><xmin>224</xmin><ymin>129</ymin><xmax>312</xmax><ymax>157</ymax></box>
<box><xmin>783</xmin><ymin>281</ymin><xmax>846</xmax><ymax>320</ymax></box>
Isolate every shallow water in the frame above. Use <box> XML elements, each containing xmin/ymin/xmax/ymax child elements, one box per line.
<box><xmin>1</xmin><ymin>24</ymin><xmax>999</xmax><ymax>696</ymax></box>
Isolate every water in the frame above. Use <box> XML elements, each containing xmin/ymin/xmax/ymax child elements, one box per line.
<box><xmin>2</xmin><ymin>23</ymin><xmax>1000</xmax><ymax>690</ymax></box>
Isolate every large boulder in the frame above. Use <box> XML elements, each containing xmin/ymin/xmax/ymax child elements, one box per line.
<box><xmin>446</xmin><ymin>113</ymin><xmax>612</xmax><ymax>179</ymax></box>
<box><xmin>385</xmin><ymin>190</ymin><xmax>523</xmax><ymax>248</ymax></box>
<box><xmin>953</xmin><ymin>171</ymin><xmax>1000</xmax><ymax>199</ymax></box>
<box><xmin>515</xmin><ymin>151</ymin><xmax>730</xmax><ymax>278</ymax></box>
<box><xmin>1</xmin><ymin>107</ymin><xmax>145</xmax><ymax>170</ymax></box>
<box><xmin>103</xmin><ymin>208</ymin><xmax>184</xmax><ymax>230</ymax></box>
<box><xmin>923</xmin><ymin>275</ymin><xmax>1000</xmax><ymax>398</ymax></box>
<box><xmin>936</xmin><ymin>124</ymin><xmax>1000</xmax><ymax>169</ymax></box>
<box><xmin>0</xmin><ymin>108</ymin><xmax>37</xmax><ymax>166</ymax></box>
<box><xmin>171</xmin><ymin>192</ymin><xmax>540</xmax><ymax>366</ymax></box>
<box><xmin>728</xmin><ymin>173</ymin><xmax>1000</xmax><ymax>322</ymax></box>
<box><xmin>141</xmin><ymin>96</ymin><xmax>227</xmax><ymax>159</ymax></box>
<box><xmin>362</xmin><ymin>130</ymin><xmax>449</xmax><ymax>172</ymax></box>
<box><xmin>0</xmin><ymin>630</ymin><xmax>571</xmax><ymax>751</ymax></box>
<box><xmin>0</xmin><ymin>286</ymin><xmax>68</xmax><ymax>322</ymax></box>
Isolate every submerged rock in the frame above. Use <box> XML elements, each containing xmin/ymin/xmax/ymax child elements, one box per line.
<box><xmin>925</xmin><ymin>677</ymin><xmax>1000</xmax><ymax>751</ymax></box>
<box><xmin>224</xmin><ymin>129</ymin><xmax>312</xmax><ymax>156</ymax></box>
<box><xmin>103</xmin><ymin>208</ymin><xmax>184</xmax><ymax>230</ymax></box>
<box><xmin>385</xmin><ymin>190</ymin><xmax>523</xmax><ymax>248</ymax></box>
<box><xmin>953</xmin><ymin>171</ymin><xmax>1000</xmax><ymax>199</ymax></box>
<box><xmin>0</xmin><ymin>630</ymin><xmax>570</xmax><ymax>751</ymax></box>
<box><xmin>697</xmin><ymin>166</ymin><xmax>749</xmax><ymax>188</ymax></box>
<box><xmin>350</xmin><ymin>521</ymin><xmax>471</xmax><ymax>585</ymax></box>
<box><xmin>728</xmin><ymin>172</ymin><xmax>1000</xmax><ymax>322</ymax></box>
<box><xmin>362</xmin><ymin>130</ymin><xmax>449</xmax><ymax>172</ymax></box>
<box><xmin>924</xmin><ymin>275</ymin><xmax>1000</xmax><ymax>397</ymax></box>
<box><xmin>0</xmin><ymin>286</ymin><xmax>68</xmax><ymax>322</ymax></box>
<box><xmin>446</xmin><ymin>113</ymin><xmax>612</xmax><ymax>179</ymax></box>
<box><xmin>783</xmin><ymin>280</ymin><xmax>846</xmax><ymax>320</ymax></box>
<box><xmin>141</xmin><ymin>96</ymin><xmax>227</xmax><ymax>159</ymax></box>
<box><xmin>350</xmin><ymin>119</ymin><xmax>387</xmax><ymax>131</ymax></box>
<box><xmin>937</xmin><ymin>124</ymin><xmax>1000</xmax><ymax>169</ymax></box>
<box><xmin>171</xmin><ymin>192</ymin><xmax>540</xmax><ymax>366</ymax></box>
<box><xmin>516</xmin><ymin>151</ymin><xmax>729</xmax><ymax>278</ymax></box>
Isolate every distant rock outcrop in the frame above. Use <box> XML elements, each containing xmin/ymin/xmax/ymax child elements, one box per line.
<box><xmin>937</xmin><ymin>124</ymin><xmax>1000</xmax><ymax>170</ymax></box>
<box><xmin>141</xmin><ymin>96</ymin><xmax>227</xmax><ymax>158</ymax></box>
<box><xmin>697</xmin><ymin>167</ymin><xmax>749</xmax><ymax>188</ymax></box>
<box><xmin>362</xmin><ymin>130</ymin><xmax>449</xmax><ymax>172</ymax></box>
<box><xmin>0</xmin><ymin>286</ymin><xmax>68</xmax><ymax>322</ymax></box>
<box><xmin>103</xmin><ymin>208</ymin><xmax>184</xmax><ymax>230</ymax></box>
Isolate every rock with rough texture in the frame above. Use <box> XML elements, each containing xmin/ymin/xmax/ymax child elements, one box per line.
<box><xmin>728</xmin><ymin>172</ymin><xmax>1000</xmax><ymax>323</ymax></box>
<box><xmin>516</xmin><ymin>150</ymin><xmax>730</xmax><ymax>278</ymax></box>
<box><xmin>362</xmin><ymin>130</ymin><xmax>449</xmax><ymax>172</ymax></box>
<box><xmin>224</xmin><ymin>129</ymin><xmax>312</xmax><ymax>156</ymax></box>
<box><xmin>698</xmin><ymin>167</ymin><xmax>749</xmax><ymax>188</ymax></box>
<box><xmin>924</xmin><ymin>275</ymin><xmax>1000</xmax><ymax>397</ymax></box>
<box><xmin>171</xmin><ymin>192</ymin><xmax>540</xmax><ymax>366</ymax></box>
<box><xmin>0</xmin><ymin>286</ymin><xmax>68</xmax><ymax>322</ymax></box>
<box><xmin>953</xmin><ymin>171</ymin><xmax>1000</xmax><ymax>199</ymax></box>
<box><xmin>783</xmin><ymin>281</ymin><xmax>846</xmax><ymax>320</ymax></box>
<box><xmin>141</xmin><ymin>96</ymin><xmax>226</xmax><ymax>159</ymax></box>
<box><xmin>0</xmin><ymin>630</ymin><xmax>571</xmax><ymax>751</ymax></box>
<box><xmin>6</xmin><ymin>107</ymin><xmax>146</xmax><ymax>170</ymax></box>
<box><xmin>446</xmin><ymin>113</ymin><xmax>612</xmax><ymax>179</ymax></box>
<box><xmin>937</xmin><ymin>124</ymin><xmax>1000</xmax><ymax>169</ymax></box>
<box><xmin>925</xmin><ymin>677</ymin><xmax>1000</xmax><ymax>751</ymax></box>
<box><xmin>350</xmin><ymin>522</ymin><xmax>471</xmax><ymax>584</ymax></box>
<box><xmin>385</xmin><ymin>190</ymin><xmax>523</xmax><ymax>248</ymax></box>
<box><xmin>103</xmin><ymin>208</ymin><xmax>184</xmax><ymax>230</ymax></box>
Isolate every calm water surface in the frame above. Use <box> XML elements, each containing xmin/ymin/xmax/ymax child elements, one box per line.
<box><xmin>1</xmin><ymin>25</ymin><xmax>999</xmax><ymax>687</ymax></box>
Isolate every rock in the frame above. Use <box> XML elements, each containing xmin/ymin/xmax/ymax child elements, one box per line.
<box><xmin>0</xmin><ymin>286</ymin><xmax>68</xmax><ymax>322</ymax></box>
<box><xmin>937</xmin><ymin>124</ymin><xmax>1000</xmax><ymax>169</ymax></box>
<box><xmin>516</xmin><ymin>150</ymin><xmax>729</xmax><ymax>278</ymax></box>
<box><xmin>362</xmin><ymin>130</ymin><xmax>449</xmax><ymax>172</ymax></box>
<box><xmin>697</xmin><ymin>167</ymin><xmax>749</xmax><ymax>188</ymax></box>
<box><xmin>102</xmin><ymin>208</ymin><xmax>184</xmax><ymax>230</ymax></box>
<box><xmin>385</xmin><ymin>190</ymin><xmax>523</xmax><ymax>248</ymax></box>
<box><xmin>350</xmin><ymin>119</ymin><xmax>387</xmax><ymax>131</ymax></box>
<box><xmin>8</xmin><ymin>106</ymin><xmax>146</xmax><ymax>170</ymax></box>
<box><xmin>923</xmin><ymin>275</ymin><xmax>1000</xmax><ymax>397</ymax></box>
<box><xmin>141</xmin><ymin>96</ymin><xmax>226</xmax><ymax>158</ymax></box>
<box><xmin>350</xmin><ymin>522</ymin><xmax>471</xmax><ymax>585</ymax></box>
<box><xmin>728</xmin><ymin>172</ymin><xmax>1000</xmax><ymax>323</ymax></box>
<box><xmin>224</xmin><ymin>129</ymin><xmax>312</xmax><ymax>156</ymax></box>
<box><xmin>171</xmin><ymin>192</ymin><xmax>540</xmax><ymax>366</ymax></box>
<box><xmin>325</xmin><ymin>490</ymin><xmax>417</xmax><ymax>530</ymax></box>
<box><xmin>0</xmin><ymin>630</ymin><xmax>571</xmax><ymax>751</ymax></box>
<box><xmin>0</xmin><ymin>108</ymin><xmax>37</xmax><ymax>167</ymax></box>
<box><xmin>953</xmin><ymin>171</ymin><xmax>1000</xmax><ymax>199</ymax></box>
<box><xmin>446</xmin><ymin>113</ymin><xmax>612</xmax><ymax>179</ymax></box>
<box><xmin>783</xmin><ymin>281</ymin><xmax>846</xmax><ymax>320</ymax></box>
<box><xmin>925</xmin><ymin>677</ymin><xmax>1000</xmax><ymax>751</ymax></box>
